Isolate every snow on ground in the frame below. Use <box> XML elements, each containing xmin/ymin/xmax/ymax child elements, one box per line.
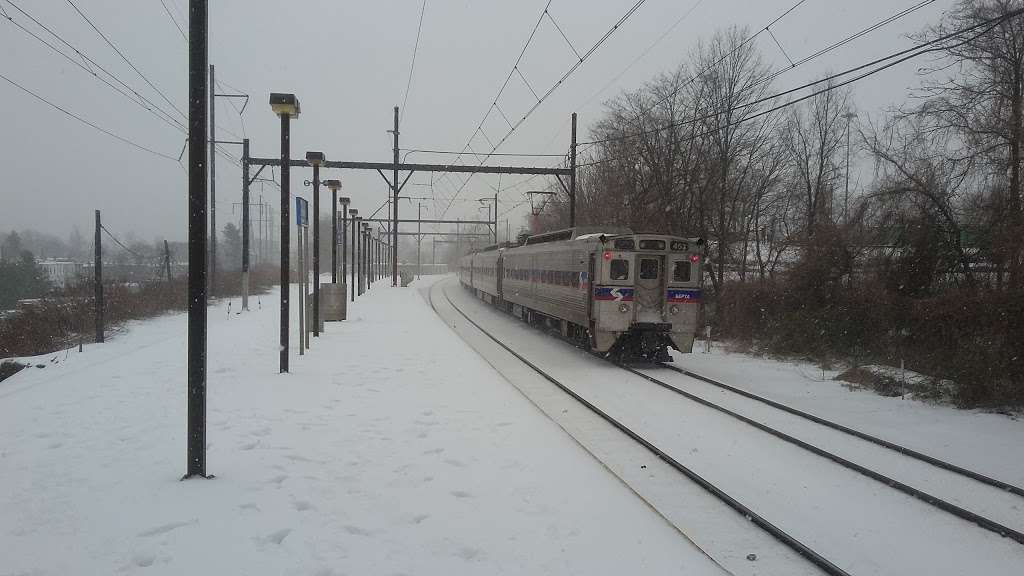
<box><xmin>0</xmin><ymin>275</ymin><xmax>724</xmax><ymax>576</ymax></box>
<box><xmin>443</xmin><ymin>278</ymin><xmax>1024</xmax><ymax>576</ymax></box>
<box><xmin>672</xmin><ymin>343</ymin><xmax>1024</xmax><ymax>486</ymax></box>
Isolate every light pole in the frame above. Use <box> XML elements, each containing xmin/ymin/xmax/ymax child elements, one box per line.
<box><xmin>270</xmin><ymin>92</ymin><xmax>300</xmax><ymax>373</ymax></box>
<box><xmin>417</xmin><ymin>202</ymin><xmax>424</xmax><ymax>278</ymax></box>
<box><xmin>185</xmin><ymin>0</ymin><xmax>209</xmax><ymax>480</ymax></box>
<box><xmin>349</xmin><ymin>210</ymin><xmax>358</xmax><ymax>302</ymax></box>
<box><xmin>325</xmin><ymin>180</ymin><xmax>342</xmax><ymax>282</ymax></box>
<box><xmin>305</xmin><ymin>151</ymin><xmax>325</xmax><ymax>337</ymax></box>
<box><xmin>843</xmin><ymin>112</ymin><xmax>858</xmax><ymax>224</ymax></box>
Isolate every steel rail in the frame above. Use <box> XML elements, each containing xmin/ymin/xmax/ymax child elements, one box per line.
<box><xmin>432</xmin><ymin>283</ymin><xmax>851</xmax><ymax>576</ymax></box>
<box><xmin>656</xmin><ymin>363</ymin><xmax>1024</xmax><ymax>499</ymax></box>
<box><xmin>616</xmin><ymin>364</ymin><xmax>1024</xmax><ymax>545</ymax></box>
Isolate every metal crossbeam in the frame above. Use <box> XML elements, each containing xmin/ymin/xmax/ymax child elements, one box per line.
<box><xmin>360</xmin><ymin>218</ymin><xmax>492</xmax><ymax>225</ymax></box>
<box><xmin>395</xmin><ymin>231</ymin><xmax>490</xmax><ymax>237</ymax></box>
<box><xmin>248</xmin><ymin>157</ymin><xmax>570</xmax><ymax>176</ymax></box>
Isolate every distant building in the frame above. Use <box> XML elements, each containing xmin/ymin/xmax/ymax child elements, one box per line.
<box><xmin>37</xmin><ymin>259</ymin><xmax>82</xmax><ymax>288</ymax></box>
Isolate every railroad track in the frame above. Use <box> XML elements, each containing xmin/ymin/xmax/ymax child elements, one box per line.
<box><xmin>652</xmin><ymin>362</ymin><xmax>1024</xmax><ymax>499</ymax></box>
<box><xmin>430</xmin><ymin>282</ymin><xmax>852</xmax><ymax>576</ymax></box>
<box><xmin>617</xmin><ymin>362</ymin><xmax>1024</xmax><ymax>545</ymax></box>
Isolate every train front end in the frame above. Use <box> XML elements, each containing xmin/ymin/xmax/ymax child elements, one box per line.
<box><xmin>591</xmin><ymin>234</ymin><xmax>703</xmax><ymax>361</ymax></box>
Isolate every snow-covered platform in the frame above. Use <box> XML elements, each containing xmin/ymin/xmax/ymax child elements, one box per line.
<box><xmin>0</xmin><ymin>276</ymin><xmax>725</xmax><ymax>575</ymax></box>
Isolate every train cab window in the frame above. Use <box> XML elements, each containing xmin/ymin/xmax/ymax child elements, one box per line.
<box><xmin>672</xmin><ymin>261</ymin><xmax>691</xmax><ymax>282</ymax></box>
<box><xmin>609</xmin><ymin>259</ymin><xmax>629</xmax><ymax>280</ymax></box>
<box><xmin>639</xmin><ymin>239</ymin><xmax>666</xmax><ymax>251</ymax></box>
<box><xmin>639</xmin><ymin>258</ymin><xmax>660</xmax><ymax>280</ymax></box>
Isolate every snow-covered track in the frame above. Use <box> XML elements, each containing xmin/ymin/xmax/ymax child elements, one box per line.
<box><xmin>657</xmin><ymin>362</ymin><xmax>1024</xmax><ymax>499</ymax></box>
<box><xmin>619</xmin><ymin>364</ymin><xmax>1024</xmax><ymax>546</ymax></box>
<box><xmin>432</xmin><ymin>284</ymin><xmax>852</xmax><ymax>576</ymax></box>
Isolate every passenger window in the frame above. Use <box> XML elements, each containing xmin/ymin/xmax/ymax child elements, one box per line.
<box><xmin>610</xmin><ymin>259</ymin><xmax>629</xmax><ymax>280</ymax></box>
<box><xmin>639</xmin><ymin>258</ymin><xmax>660</xmax><ymax>280</ymax></box>
<box><xmin>672</xmin><ymin>261</ymin><xmax>691</xmax><ymax>282</ymax></box>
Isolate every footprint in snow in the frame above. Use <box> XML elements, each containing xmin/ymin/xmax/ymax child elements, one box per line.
<box><xmin>137</xmin><ymin>520</ymin><xmax>194</xmax><ymax>538</ymax></box>
<box><xmin>443</xmin><ymin>458</ymin><xmax>466</xmax><ymax>468</ymax></box>
<box><xmin>422</xmin><ymin>447</ymin><xmax>444</xmax><ymax>455</ymax></box>
<box><xmin>268</xmin><ymin>474</ymin><xmax>288</xmax><ymax>485</ymax></box>
<box><xmin>455</xmin><ymin>546</ymin><xmax>484</xmax><ymax>561</ymax></box>
<box><xmin>132</xmin><ymin>552</ymin><xmax>157</xmax><ymax>567</ymax></box>
<box><xmin>343</xmin><ymin>525</ymin><xmax>372</xmax><ymax>536</ymax></box>
<box><xmin>264</xmin><ymin>528</ymin><xmax>292</xmax><ymax>545</ymax></box>
<box><xmin>450</xmin><ymin>490</ymin><xmax>473</xmax><ymax>499</ymax></box>
<box><xmin>292</xmin><ymin>500</ymin><xmax>315</xmax><ymax>512</ymax></box>
<box><xmin>411</xmin><ymin>514</ymin><xmax>430</xmax><ymax>525</ymax></box>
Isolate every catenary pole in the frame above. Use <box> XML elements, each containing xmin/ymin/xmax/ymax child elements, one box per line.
<box><xmin>185</xmin><ymin>0</ymin><xmax>209</xmax><ymax>479</ymax></box>
<box><xmin>209</xmin><ymin>64</ymin><xmax>217</xmax><ymax>295</ymax></box>
<box><xmin>569</xmin><ymin>112</ymin><xmax>577</xmax><ymax>229</ymax></box>
<box><xmin>392</xmin><ymin>106</ymin><xmax>399</xmax><ymax>286</ymax></box>
<box><xmin>94</xmin><ymin>209</ymin><xmax>104</xmax><ymax>344</ymax></box>
<box><xmin>242</xmin><ymin>138</ymin><xmax>250</xmax><ymax>310</ymax></box>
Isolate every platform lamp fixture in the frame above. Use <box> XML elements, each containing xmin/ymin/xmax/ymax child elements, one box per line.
<box><xmin>269</xmin><ymin>92</ymin><xmax>300</xmax><ymax>374</ymax></box>
<box><xmin>305</xmin><ymin>151</ymin><xmax>325</xmax><ymax>337</ymax></box>
<box><xmin>325</xmin><ymin>180</ymin><xmax>343</xmax><ymax>283</ymax></box>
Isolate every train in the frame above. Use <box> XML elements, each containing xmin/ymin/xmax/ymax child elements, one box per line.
<box><xmin>458</xmin><ymin>227</ymin><xmax>704</xmax><ymax>361</ymax></box>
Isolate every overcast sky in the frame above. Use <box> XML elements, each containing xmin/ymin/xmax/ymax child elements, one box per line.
<box><xmin>0</xmin><ymin>0</ymin><xmax>956</xmax><ymax>244</ymax></box>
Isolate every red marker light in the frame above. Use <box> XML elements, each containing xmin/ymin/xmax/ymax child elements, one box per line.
<box><xmin>603</xmin><ymin>251</ymin><xmax>612</xmax><ymax>261</ymax></box>
<box><xmin>690</xmin><ymin>254</ymin><xmax>700</xmax><ymax>263</ymax></box>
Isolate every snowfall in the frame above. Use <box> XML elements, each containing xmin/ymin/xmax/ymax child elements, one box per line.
<box><xmin>1</xmin><ymin>274</ymin><xmax>1023</xmax><ymax>575</ymax></box>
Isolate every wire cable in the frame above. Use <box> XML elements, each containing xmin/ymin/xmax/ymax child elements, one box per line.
<box><xmin>158</xmin><ymin>0</ymin><xmax>186</xmax><ymax>42</ymax></box>
<box><xmin>4</xmin><ymin>0</ymin><xmax>186</xmax><ymax>131</ymax></box>
<box><xmin>439</xmin><ymin>0</ymin><xmax>650</xmax><ymax>218</ymax></box>
<box><xmin>577</xmin><ymin>7</ymin><xmax>1024</xmax><ymax>167</ymax></box>
<box><xmin>401</xmin><ymin>0</ymin><xmax>428</xmax><ymax>120</ymax></box>
<box><xmin>582</xmin><ymin>0</ymin><xmax>943</xmax><ymax>146</ymax></box>
<box><xmin>0</xmin><ymin>71</ymin><xmax>178</xmax><ymax>161</ymax></box>
<box><xmin>64</xmin><ymin>0</ymin><xmax>186</xmax><ymax>121</ymax></box>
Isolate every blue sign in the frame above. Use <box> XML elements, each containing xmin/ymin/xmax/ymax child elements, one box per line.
<box><xmin>295</xmin><ymin>197</ymin><xmax>308</xmax><ymax>227</ymax></box>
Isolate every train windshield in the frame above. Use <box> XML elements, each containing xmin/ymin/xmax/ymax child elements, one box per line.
<box><xmin>610</xmin><ymin>259</ymin><xmax>630</xmax><ymax>280</ymax></box>
<box><xmin>672</xmin><ymin>261</ymin><xmax>691</xmax><ymax>282</ymax></box>
<box><xmin>639</xmin><ymin>258</ymin><xmax>660</xmax><ymax>279</ymax></box>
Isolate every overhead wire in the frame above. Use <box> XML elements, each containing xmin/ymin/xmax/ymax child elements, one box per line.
<box><xmin>64</xmin><ymin>0</ymin><xmax>187</xmax><ymax>122</ymax></box>
<box><xmin>401</xmin><ymin>0</ymin><xmax>428</xmax><ymax>121</ymax></box>
<box><xmin>580</xmin><ymin>1</ymin><xmax>996</xmax><ymax>148</ymax></box>
<box><xmin>439</xmin><ymin>0</ymin><xmax>650</xmax><ymax>219</ymax></box>
<box><xmin>576</xmin><ymin>6</ymin><xmax>1024</xmax><ymax>168</ymax></box>
<box><xmin>158</xmin><ymin>0</ymin><xmax>186</xmax><ymax>42</ymax></box>
<box><xmin>3</xmin><ymin>0</ymin><xmax>186</xmax><ymax>131</ymax></box>
<box><xmin>0</xmin><ymin>71</ymin><xmax>179</xmax><ymax>161</ymax></box>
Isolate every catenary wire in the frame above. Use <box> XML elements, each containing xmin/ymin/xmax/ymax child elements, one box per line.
<box><xmin>0</xmin><ymin>71</ymin><xmax>178</xmax><ymax>161</ymax></box>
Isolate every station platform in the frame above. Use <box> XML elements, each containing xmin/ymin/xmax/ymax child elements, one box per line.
<box><xmin>0</xmin><ymin>275</ymin><xmax>724</xmax><ymax>575</ymax></box>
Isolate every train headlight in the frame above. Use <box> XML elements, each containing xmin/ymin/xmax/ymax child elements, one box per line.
<box><xmin>669</xmin><ymin>305</ymin><xmax>679</xmax><ymax>315</ymax></box>
<box><xmin>618</xmin><ymin>303</ymin><xmax>630</xmax><ymax>313</ymax></box>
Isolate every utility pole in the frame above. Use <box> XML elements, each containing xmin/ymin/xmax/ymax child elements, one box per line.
<box><xmin>417</xmin><ymin>202</ymin><xmax>423</xmax><ymax>278</ymax></box>
<box><xmin>209</xmin><ymin>64</ymin><xmax>217</xmax><ymax>296</ymax></box>
<box><xmin>94</xmin><ymin>209</ymin><xmax>104</xmax><ymax>344</ymax></box>
<box><xmin>569</xmin><ymin>112</ymin><xmax>577</xmax><ymax>229</ymax></box>
<box><xmin>350</xmin><ymin>212</ymin><xmax>358</xmax><ymax>301</ymax></box>
<box><xmin>493</xmin><ymin>192</ymin><xmax>498</xmax><ymax>243</ymax></box>
<box><xmin>241</xmin><ymin>138</ymin><xmax>251</xmax><ymax>310</ymax></box>
<box><xmin>185</xmin><ymin>0</ymin><xmax>209</xmax><ymax>480</ymax></box>
<box><xmin>306</xmin><ymin>152</ymin><xmax>325</xmax><ymax>337</ymax></box>
<box><xmin>843</xmin><ymin>112</ymin><xmax>857</xmax><ymax>224</ymax></box>
<box><xmin>391</xmin><ymin>106</ymin><xmax>399</xmax><ymax>286</ymax></box>
<box><xmin>164</xmin><ymin>239</ymin><xmax>172</xmax><ymax>281</ymax></box>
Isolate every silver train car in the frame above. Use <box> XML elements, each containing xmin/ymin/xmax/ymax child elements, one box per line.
<box><xmin>458</xmin><ymin>228</ymin><xmax>704</xmax><ymax>361</ymax></box>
